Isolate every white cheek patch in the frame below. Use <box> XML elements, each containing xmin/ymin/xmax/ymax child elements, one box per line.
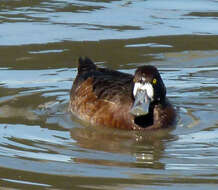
<box><xmin>133</xmin><ymin>82</ymin><xmax>154</xmax><ymax>99</ymax></box>
<box><xmin>141</xmin><ymin>77</ymin><xmax>146</xmax><ymax>82</ymax></box>
<box><xmin>133</xmin><ymin>82</ymin><xmax>142</xmax><ymax>97</ymax></box>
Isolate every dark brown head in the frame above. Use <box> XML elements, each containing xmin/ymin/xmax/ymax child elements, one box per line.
<box><xmin>131</xmin><ymin>65</ymin><xmax>166</xmax><ymax>116</ymax></box>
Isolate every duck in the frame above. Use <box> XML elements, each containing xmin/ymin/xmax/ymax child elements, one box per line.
<box><xmin>69</xmin><ymin>57</ymin><xmax>176</xmax><ymax>130</ymax></box>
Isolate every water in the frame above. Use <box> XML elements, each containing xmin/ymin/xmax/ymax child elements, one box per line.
<box><xmin>0</xmin><ymin>0</ymin><xmax>218</xmax><ymax>189</ymax></box>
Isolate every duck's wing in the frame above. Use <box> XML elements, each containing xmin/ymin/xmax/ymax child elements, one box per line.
<box><xmin>70</xmin><ymin>58</ymin><xmax>136</xmax><ymax>129</ymax></box>
<box><xmin>91</xmin><ymin>72</ymin><xmax>133</xmax><ymax>104</ymax></box>
<box><xmin>74</xmin><ymin>57</ymin><xmax>133</xmax><ymax>103</ymax></box>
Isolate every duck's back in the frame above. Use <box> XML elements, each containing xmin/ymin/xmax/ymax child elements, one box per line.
<box><xmin>72</xmin><ymin>57</ymin><xmax>134</xmax><ymax>103</ymax></box>
<box><xmin>70</xmin><ymin>57</ymin><xmax>136</xmax><ymax>129</ymax></box>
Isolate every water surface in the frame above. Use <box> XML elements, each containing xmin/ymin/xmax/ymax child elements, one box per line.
<box><xmin>0</xmin><ymin>0</ymin><xmax>218</xmax><ymax>189</ymax></box>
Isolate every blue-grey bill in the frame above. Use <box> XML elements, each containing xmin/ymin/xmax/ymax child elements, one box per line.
<box><xmin>130</xmin><ymin>90</ymin><xmax>150</xmax><ymax>116</ymax></box>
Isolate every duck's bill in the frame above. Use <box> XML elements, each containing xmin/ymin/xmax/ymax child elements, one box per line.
<box><xmin>130</xmin><ymin>90</ymin><xmax>150</xmax><ymax>116</ymax></box>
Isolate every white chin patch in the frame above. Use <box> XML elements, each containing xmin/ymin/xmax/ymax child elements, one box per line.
<box><xmin>133</xmin><ymin>82</ymin><xmax>154</xmax><ymax>99</ymax></box>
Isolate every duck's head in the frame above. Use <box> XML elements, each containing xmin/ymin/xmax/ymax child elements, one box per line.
<box><xmin>131</xmin><ymin>65</ymin><xmax>166</xmax><ymax>116</ymax></box>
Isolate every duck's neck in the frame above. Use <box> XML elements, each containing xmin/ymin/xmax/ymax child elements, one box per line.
<box><xmin>151</xmin><ymin>97</ymin><xmax>167</xmax><ymax>108</ymax></box>
<box><xmin>134</xmin><ymin>99</ymin><xmax>166</xmax><ymax>128</ymax></box>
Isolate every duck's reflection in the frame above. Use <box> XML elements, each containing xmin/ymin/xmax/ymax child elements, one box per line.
<box><xmin>70</xmin><ymin>125</ymin><xmax>175</xmax><ymax>169</ymax></box>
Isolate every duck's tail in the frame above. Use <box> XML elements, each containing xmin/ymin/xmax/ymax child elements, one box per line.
<box><xmin>78</xmin><ymin>57</ymin><xmax>97</xmax><ymax>74</ymax></box>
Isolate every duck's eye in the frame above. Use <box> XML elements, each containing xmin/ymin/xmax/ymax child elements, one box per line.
<box><xmin>153</xmin><ymin>78</ymin><xmax>157</xmax><ymax>84</ymax></box>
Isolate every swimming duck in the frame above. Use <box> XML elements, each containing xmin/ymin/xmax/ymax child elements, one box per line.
<box><xmin>69</xmin><ymin>57</ymin><xmax>175</xmax><ymax>130</ymax></box>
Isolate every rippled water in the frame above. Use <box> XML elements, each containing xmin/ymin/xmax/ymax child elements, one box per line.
<box><xmin>0</xmin><ymin>0</ymin><xmax>218</xmax><ymax>189</ymax></box>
